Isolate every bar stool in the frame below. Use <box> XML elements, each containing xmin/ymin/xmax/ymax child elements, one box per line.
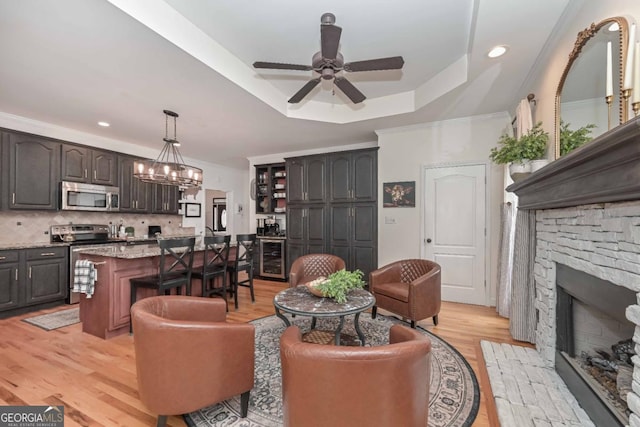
<box><xmin>227</xmin><ymin>234</ymin><xmax>256</xmax><ymax>310</ymax></box>
<box><xmin>129</xmin><ymin>236</ymin><xmax>196</xmax><ymax>333</ymax></box>
<box><xmin>192</xmin><ymin>235</ymin><xmax>231</xmax><ymax>310</ymax></box>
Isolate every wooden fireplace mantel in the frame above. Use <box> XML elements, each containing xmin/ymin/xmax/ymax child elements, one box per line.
<box><xmin>507</xmin><ymin>116</ymin><xmax>640</xmax><ymax>210</ymax></box>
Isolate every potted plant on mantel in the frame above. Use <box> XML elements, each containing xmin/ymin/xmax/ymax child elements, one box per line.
<box><xmin>559</xmin><ymin>120</ymin><xmax>596</xmax><ymax>156</ymax></box>
<box><xmin>489</xmin><ymin>122</ymin><xmax>549</xmax><ymax>182</ymax></box>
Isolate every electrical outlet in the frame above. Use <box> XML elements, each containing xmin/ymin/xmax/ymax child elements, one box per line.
<box><xmin>384</xmin><ymin>216</ymin><xmax>396</xmax><ymax>224</ymax></box>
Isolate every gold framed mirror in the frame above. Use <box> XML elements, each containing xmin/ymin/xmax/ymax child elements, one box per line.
<box><xmin>555</xmin><ymin>17</ymin><xmax>629</xmax><ymax>158</ymax></box>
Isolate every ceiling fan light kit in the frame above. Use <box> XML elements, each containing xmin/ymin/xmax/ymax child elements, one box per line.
<box><xmin>133</xmin><ymin>110</ymin><xmax>203</xmax><ymax>188</ymax></box>
<box><xmin>253</xmin><ymin>12</ymin><xmax>404</xmax><ymax>104</ymax></box>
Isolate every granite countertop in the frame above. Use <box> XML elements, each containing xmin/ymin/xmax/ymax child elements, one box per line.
<box><xmin>0</xmin><ymin>242</ymin><xmax>70</xmax><ymax>250</ymax></box>
<box><xmin>0</xmin><ymin>234</ymin><xmax>195</xmax><ymax>251</ymax></box>
<box><xmin>78</xmin><ymin>241</ymin><xmax>208</xmax><ymax>259</ymax></box>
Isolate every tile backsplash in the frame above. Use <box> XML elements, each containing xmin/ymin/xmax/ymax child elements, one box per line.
<box><xmin>0</xmin><ymin>211</ymin><xmax>192</xmax><ymax>246</ymax></box>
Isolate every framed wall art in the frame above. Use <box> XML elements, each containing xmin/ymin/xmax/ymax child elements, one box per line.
<box><xmin>184</xmin><ymin>203</ymin><xmax>202</xmax><ymax>217</ymax></box>
<box><xmin>383</xmin><ymin>181</ymin><xmax>415</xmax><ymax>208</ymax></box>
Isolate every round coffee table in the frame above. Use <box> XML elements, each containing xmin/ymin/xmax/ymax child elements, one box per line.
<box><xmin>273</xmin><ymin>286</ymin><xmax>375</xmax><ymax>345</ymax></box>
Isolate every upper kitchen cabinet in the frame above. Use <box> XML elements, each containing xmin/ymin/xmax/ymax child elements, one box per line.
<box><xmin>329</xmin><ymin>148</ymin><xmax>377</xmax><ymax>203</ymax></box>
<box><xmin>152</xmin><ymin>184</ymin><xmax>179</xmax><ymax>214</ymax></box>
<box><xmin>118</xmin><ymin>155</ymin><xmax>151</xmax><ymax>213</ymax></box>
<box><xmin>255</xmin><ymin>163</ymin><xmax>287</xmax><ymax>214</ymax></box>
<box><xmin>7</xmin><ymin>132</ymin><xmax>60</xmax><ymax>210</ymax></box>
<box><xmin>286</xmin><ymin>154</ymin><xmax>326</xmax><ymax>204</ymax></box>
<box><xmin>61</xmin><ymin>144</ymin><xmax>117</xmax><ymax>186</ymax></box>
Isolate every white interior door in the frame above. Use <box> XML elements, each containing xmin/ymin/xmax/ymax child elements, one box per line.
<box><xmin>423</xmin><ymin>164</ymin><xmax>486</xmax><ymax>305</ymax></box>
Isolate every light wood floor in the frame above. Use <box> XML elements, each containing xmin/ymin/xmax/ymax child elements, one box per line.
<box><xmin>0</xmin><ymin>278</ymin><xmax>532</xmax><ymax>426</ymax></box>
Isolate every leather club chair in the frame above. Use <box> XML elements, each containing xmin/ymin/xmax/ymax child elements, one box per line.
<box><xmin>131</xmin><ymin>296</ymin><xmax>255</xmax><ymax>427</ymax></box>
<box><xmin>370</xmin><ymin>259</ymin><xmax>441</xmax><ymax>328</ymax></box>
<box><xmin>280</xmin><ymin>324</ymin><xmax>432</xmax><ymax>427</ymax></box>
<box><xmin>288</xmin><ymin>254</ymin><xmax>346</xmax><ymax>287</ymax></box>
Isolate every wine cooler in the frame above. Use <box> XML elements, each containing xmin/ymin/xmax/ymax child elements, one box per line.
<box><xmin>259</xmin><ymin>238</ymin><xmax>286</xmax><ymax>279</ymax></box>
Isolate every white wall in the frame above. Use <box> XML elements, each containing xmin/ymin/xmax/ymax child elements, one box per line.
<box><xmin>376</xmin><ymin>112</ymin><xmax>511</xmax><ymax>306</ymax></box>
<box><xmin>527</xmin><ymin>1</ymin><xmax>640</xmax><ymax>146</ymax></box>
<box><xmin>0</xmin><ymin>111</ymin><xmax>249</xmax><ymax>238</ymax></box>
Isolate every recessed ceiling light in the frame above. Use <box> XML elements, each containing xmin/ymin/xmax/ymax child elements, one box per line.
<box><xmin>488</xmin><ymin>45</ymin><xmax>508</xmax><ymax>59</ymax></box>
<box><xmin>97</xmin><ymin>121</ymin><xmax>110</xmax><ymax>127</ymax></box>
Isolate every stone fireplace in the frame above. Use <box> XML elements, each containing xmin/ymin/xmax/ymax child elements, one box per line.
<box><xmin>536</xmin><ymin>206</ymin><xmax>638</xmax><ymax>425</ymax></box>
<box><xmin>508</xmin><ymin>117</ymin><xmax>640</xmax><ymax>426</ymax></box>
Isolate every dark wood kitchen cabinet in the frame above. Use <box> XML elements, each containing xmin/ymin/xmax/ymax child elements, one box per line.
<box><xmin>7</xmin><ymin>133</ymin><xmax>60</xmax><ymax>210</ymax></box>
<box><xmin>255</xmin><ymin>163</ymin><xmax>287</xmax><ymax>214</ymax></box>
<box><xmin>286</xmin><ymin>148</ymin><xmax>378</xmax><ymax>279</ymax></box>
<box><xmin>61</xmin><ymin>144</ymin><xmax>118</xmax><ymax>186</ymax></box>
<box><xmin>0</xmin><ymin>250</ymin><xmax>20</xmax><ymax>312</ymax></box>
<box><xmin>328</xmin><ymin>203</ymin><xmax>377</xmax><ymax>279</ymax></box>
<box><xmin>329</xmin><ymin>148</ymin><xmax>377</xmax><ymax>203</ymax></box>
<box><xmin>286</xmin><ymin>204</ymin><xmax>327</xmax><ymax>272</ymax></box>
<box><xmin>152</xmin><ymin>184</ymin><xmax>179</xmax><ymax>214</ymax></box>
<box><xmin>0</xmin><ymin>246</ymin><xmax>67</xmax><ymax>318</ymax></box>
<box><xmin>118</xmin><ymin>155</ymin><xmax>151</xmax><ymax>212</ymax></box>
<box><xmin>24</xmin><ymin>247</ymin><xmax>67</xmax><ymax>306</ymax></box>
<box><xmin>286</xmin><ymin>155</ymin><xmax>326</xmax><ymax>204</ymax></box>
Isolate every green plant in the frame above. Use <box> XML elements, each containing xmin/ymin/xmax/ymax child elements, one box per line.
<box><xmin>315</xmin><ymin>269</ymin><xmax>365</xmax><ymax>303</ymax></box>
<box><xmin>489</xmin><ymin>122</ymin><xmax>548</xmax><ymax>164</ymax></box>
<box><xmin>559</xmin><ymin>120</ymin><xmax>596</xmax><ymax>156</ymax></box>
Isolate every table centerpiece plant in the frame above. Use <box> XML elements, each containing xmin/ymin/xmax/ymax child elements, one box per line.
<box><xmin>305</xmin><ymin>269</ymin><xmax>365</xmax><ymax>303</ymax></box>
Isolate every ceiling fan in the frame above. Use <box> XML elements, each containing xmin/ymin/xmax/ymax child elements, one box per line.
<box><xmin>253</xmin><ymin>13</ymin><xmax>404</xmax><ymax>104</ymax></box>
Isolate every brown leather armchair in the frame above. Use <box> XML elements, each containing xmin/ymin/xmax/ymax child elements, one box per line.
<box><xmin>131</xmin><ymin>296</ymin><xmax>255</xmax><ymax>427</ymax></box>
<box><xmin>288</xmin><ymin>254</ymin><xmax>346</xmax><ymax>287</ymax></box>
<box><xmin>370</xmin><ymin>259</ymin><xmax>441</xmax><ymax>328</ymax></box>
<box><xmin>280</xmin><ymin>324</ymin><xmax>431</xmax><ymax>427</ymax></box>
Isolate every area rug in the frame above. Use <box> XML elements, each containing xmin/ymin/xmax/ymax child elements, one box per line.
<box><xmin>185</xmin><ymin>314</ymin><xmax>479</xmax><ymax>427</ymax></box>
<box><xmin>22</xmin><ymin>307</ymin><xmax>80</xmax><ymax>331</ymax></box>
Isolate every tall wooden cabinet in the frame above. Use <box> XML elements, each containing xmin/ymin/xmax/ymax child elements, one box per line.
<box><xmin>286</xmin><ymin>147</ymin><xmax>378</xmax><ymax>280</ymax></box>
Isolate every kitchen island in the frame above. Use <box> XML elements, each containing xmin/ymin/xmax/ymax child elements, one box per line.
<box><xmin>77</xmin><ymin>242</ymin><xmax>219</xmax><ymax>339</ymax></box>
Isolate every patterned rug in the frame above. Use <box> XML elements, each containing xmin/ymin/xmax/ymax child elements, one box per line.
<box><xmin>185</xmin><ymin>314</ymin><xmax>479</xmax><ymax>427</ymax></box>
<box><xmin>22</xmin><ymin>307</ymin><xmax>80</xmax><ymax>331</ymax></box>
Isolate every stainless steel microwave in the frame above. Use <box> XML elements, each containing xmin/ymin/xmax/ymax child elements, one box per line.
<box><xmin>60</xmin><ymin>181</ymin><xmax>120</xmax><ymax>212</ymax></box>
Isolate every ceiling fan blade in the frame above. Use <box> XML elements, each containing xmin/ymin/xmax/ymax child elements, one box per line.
<box><xmin>334</xmin><ymin>77</ymin><xmax>366</xmax><ymax>104</ymax></box>
<box><xmin>321</xmin><ymin>24</ymin><xmax>342</xmax><ymax>60</ymax></box>
<box><xmin>288</xmin><ymin>78</ymin><xmax>321</xmax><ymax>103</ymax></box>
<box><xmin>344</xmin><ymin>56</ymin><xmax>405</xmax><ymax>72</ymax></box>
<box><xmin>253</xmin><ymin>61</ymin><xmax>313</xmax><ymax>71</ymax></box>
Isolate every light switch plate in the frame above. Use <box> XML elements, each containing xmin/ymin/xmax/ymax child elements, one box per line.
<box><xmin>384</xmin><ymin>216</ymin><xmax>396</xmax><ymax>224</ymax></box>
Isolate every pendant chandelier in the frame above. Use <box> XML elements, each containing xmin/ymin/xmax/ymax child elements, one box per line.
<box><xmin>133</xmin><ymin>110</ymin><xmax>203</xmax><ymax>188</ymax></box>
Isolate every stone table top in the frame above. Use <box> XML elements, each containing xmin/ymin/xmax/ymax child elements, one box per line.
<box><xmin>273</xmin><ymin>286</ymin><xmax>375</xmax><ymax>317</ymax></box>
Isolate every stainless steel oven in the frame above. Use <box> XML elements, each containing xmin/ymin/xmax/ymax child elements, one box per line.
<box><xmin>259</xmin><ymin>238</ymin><xmax>286</xmax><ymax>279</ymax></box>
<box><xmin>51</xmin><ymin>224</ymin><xmax>114</xmax><ymax>304</ymax></box>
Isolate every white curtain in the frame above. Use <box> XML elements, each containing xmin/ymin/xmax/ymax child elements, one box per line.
<box><xmin>509</xmin><ymin>209</ymin><xmax>537</xmax><ymax>343</ymax></box>
<box><xmin>496</xmin><ymin>202</ymin><xmax>515</xmax><ymax>317</ymax></box>
<box><xmin>495</xmin><ymin>97</ymin><xmax>533</xmax><ymax>323</ymax></box>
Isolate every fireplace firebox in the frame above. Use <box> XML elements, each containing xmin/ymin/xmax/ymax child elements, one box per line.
<box><xmin>555</xmin><ymin>264</ymin><xmax>636</xmax><ymax>426</ymax></box>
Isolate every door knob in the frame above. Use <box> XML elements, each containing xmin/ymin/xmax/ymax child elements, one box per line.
<box><xmin>426</xmin><ymin>238</ymin><xmax>432</xmax><ymax>243</ymax></box>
